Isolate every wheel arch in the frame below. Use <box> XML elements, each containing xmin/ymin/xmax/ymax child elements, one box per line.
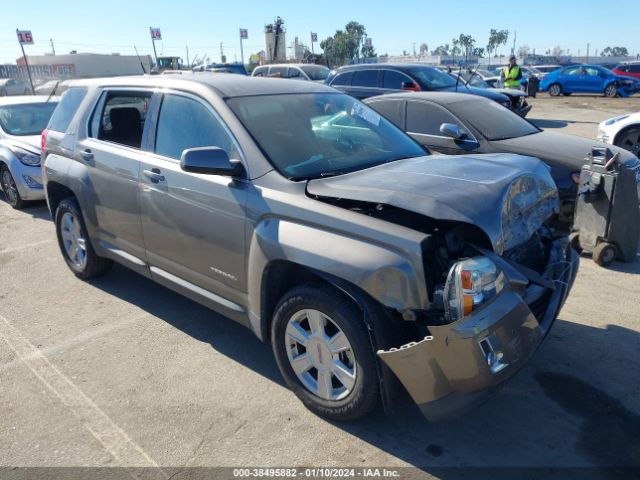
<box><xmin>45</xmin><ymin>181</ymin><xmax>77</xmax><ymax>218</ymax></box>
<box><xmin>613</xmin><ymin>123</ymin><xmax>640</xmax><ymax>147</ymax></box>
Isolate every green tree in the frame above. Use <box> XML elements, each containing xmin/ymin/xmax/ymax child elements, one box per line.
<box><xmin>419</xmin><ymin>42</ymin><xmax>429</xmax><ymax>56</ymax></box>
<box><xmin>456</xmin><ymin>34</ymin><xmax>476</xmax><ymax>62</ymax></box>
<box><xmin>486</xmin><ymin>29</ymin><xmax>509</xmax><ymax>66</ymax></box>
<box><xmin>320</xmin><ymin>21</ymin><xmax>369</xmax><ymax>67</ymax></box>
<box><xmin>601</xmin><ymin>46</ymin><xmax>629</xmax><ymax>57</ymax></box>
<box><xmin>431</xmin><ymin>44</ymin><xmax>450</xmax><ymax>56</ymax></box>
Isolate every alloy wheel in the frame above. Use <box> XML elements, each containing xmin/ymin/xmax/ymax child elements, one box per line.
<box><xmin>617</xmin><ymin>128</ymin><xmax>640</xmax><ymax>158</ymax></box>
<box><xmin>60</xmin><ymin>211</ymin><xmax>87</xmax><ymax>269</ymax></box>
<box><xmin>549</xmin><ymin>84</ymin><xmax>561</xmax><ymax>96</ymax></box>
<box><xmin>1</xmin><ymin>168</ymin><xmax>19</xmax><ymax>206</ymax></box>
<box><xmin>604</xmin><ymin>84</ymin><xmax>618</xmax><ymax>98</ymax></box>
<box><xmin>285</xmin><ymin>308</ymin><xmax>357</xmax><ymax>401</ymax></box>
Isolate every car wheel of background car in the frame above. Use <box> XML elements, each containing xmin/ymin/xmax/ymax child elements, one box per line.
<box><xmin>0</xmin><ymin>89</ymin><xmax>6</xmax><ymax>96</ymax></box>
<box><xmin>604</xmin><ymin>84</ymin><xmax>618</xmax><ymax>98</ymax></box>
<box><xmin>569</xmin><ymin>232</ymin><xmax>582</xmax><ymax>254</ymax></box>
<box><xmin>614</xmin><ymin>127</ymin><xmax>640</xmax><ymax>158</ymax></box>
<box><xmin>271</xmin><ymin>284</ymin><xmax>380</xmax><ymax>421</ymax></box>
<box><xmin>54</xmin><ymin>197</ymin><xmax>113</xmax><ymax>279</ymax></box>
<box><xmin>593</xmin><ymin>241</ymin><xmax>617</xmax><ymax>267</ymax></box>
<box><xmin>0</xmin><ymin>164</ymin><xmax>26</xmax><ymax>209</ymax></box>
<box><xmin>548</xmin><ymin>83</ymin><xmax>562</xmax><ymax>96</ymax></box>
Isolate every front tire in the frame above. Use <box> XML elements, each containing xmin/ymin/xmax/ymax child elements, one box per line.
<box><xmin>55</xmin><ymin>197</ymin><xmax>113</xmax><ymax>279</ymax></box>
<box><xmin>1</xmin><ymin>164</ymin><xmax>26</xmax><ymax>209</ymax></box>
<box><xmin>271</xmin><ymin>284</ymin><xmax>380</xmax><ymax>421</ymax></box>
<box><xmin>593</xmin><ymin>242</ymin><xmax>617</xmax><ymax>267</ymax></box>
<box><xmin>604</xmin><ymin>83</ymin><xmax>618</xmax><ymax>98</ymax></box>
<box><xmin>548</xmin><ymin>83</ymin><xmax>562</xmax><ymax>96</ymax></box>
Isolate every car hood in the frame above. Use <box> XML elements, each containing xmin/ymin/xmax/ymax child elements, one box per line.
<box><xmin>493</xmin><ymin>87</ymin><xmax>526</xmax><ymax>97</ymax></box>
<box><xmin>307</xmin><ymin>154</ymin><xmax>558</xmax><ymax>254</ymax></box>
<box><xmin>443</xmin><ymin>84</ymin><xmax>509</xmax><ymax>102</ymax></box>
<box><xmin>491</xmin><ymin>131</ymin><xmax>636</xmax><ymax>171</ymax></box>
<box><xmin>1</xmin><ymin>134</ymin><xmax>41</xmax><ymax>154</ymax></box>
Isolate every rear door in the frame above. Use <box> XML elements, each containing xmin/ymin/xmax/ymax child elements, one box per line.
<box><xmin>139</xmin><ymin>90</ymin><xmax>248</xmax><ymax>311</ymax></box>
<box><xmin>380</xmin><ymin>69</ymin><xmax>414</xmax><ymax>94</ymax></box>
<box><xmin>76</xmin><ymin>88</ymin><xmax>153</xmax><ymax>264</ymax></box>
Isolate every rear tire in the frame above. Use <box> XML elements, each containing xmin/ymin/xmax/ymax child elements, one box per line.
<box><xmin>54</xmin><ymin>197</ymin><xmax>113</xmax><ymax>279</ymax></box>
<box><xmin>548</xmin><ymin>83</ymin><xmax>562</xmax><ymax>96</ymax></box>
<box><xmin>271</xmin><ymin>284</ymin><xmax>380</xmax><ymax>421</ymax></box>
<box><xmin>1</xmin><ymin>164</ymin><xmax>26</xmax><ymax>209</ymax></box>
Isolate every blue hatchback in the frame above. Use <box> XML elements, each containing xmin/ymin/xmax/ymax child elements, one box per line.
<box><xmin>539</xmin><ymin>64</ymin><xmax>640</xmax><ymax>97</ymax></box>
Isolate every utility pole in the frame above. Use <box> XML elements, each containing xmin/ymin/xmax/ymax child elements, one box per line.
<box><xmin>186</xmin><ymin>45</ymin><xmax>190</xmax><ymax>69</ymax></box>
<box><xmin>586</xmin><ymin>43</ymin><xmax>590</xmax><ymax>63</ymax></box>
<box><xmin>50</xmin><ymin>38</ymin><xmax>55</xmax><ymax>55</ymax></box>
<box><xmin>220</xmin><ymin>43</ymin><xmax>226</xmax><ymax>63</ymax></box>
<box><xmin>511</xmin><ymin>31</ymin><xmax>517</xmax><ymax>55</ymax></box>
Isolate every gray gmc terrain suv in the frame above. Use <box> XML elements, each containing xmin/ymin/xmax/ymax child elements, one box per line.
<box><xmin>42</xmin><ymin>75</ymin><xmax>579</xmax><ymax>421</ymax></box>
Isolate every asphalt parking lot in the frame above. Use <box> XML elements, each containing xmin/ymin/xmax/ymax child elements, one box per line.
<box><xmin>1</xmin><ymin>95</ymin><xmax>639</xmax><ymax>479</ymax></box>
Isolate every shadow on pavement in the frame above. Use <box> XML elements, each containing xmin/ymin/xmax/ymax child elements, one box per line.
<box><xmin>0</xmin><ymin>193</ymin><xmax>50</xmax><ymax>220</ymax></box>
<box><xmin>88</xmin><ymin>264</ymin><xmax>640</xmax><ymax>475</ymax></box>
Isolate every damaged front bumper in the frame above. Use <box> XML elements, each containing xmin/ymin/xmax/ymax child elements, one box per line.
<box><xmin>378</xmin><ymin>238</ymin><xmax>579</xmax><ymax>422</ymax></box>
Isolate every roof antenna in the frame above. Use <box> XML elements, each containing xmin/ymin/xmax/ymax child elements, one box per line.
<box><xmin>455</xmin><ymin>63</ymin><xmax>462</xmax><ymax>91</ymax></box>
<box><xmin>134</xmin><ymin>46</ymin><xmax>147</xmax><ymax>74</ymax></box>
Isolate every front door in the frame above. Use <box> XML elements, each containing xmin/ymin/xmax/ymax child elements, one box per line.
<box><xmin>139</xmin><ymin>91</ymin><xmax>248</xmax><ymax>308</ymax></box>
<box><xmin>405</xmin><ymin>100</ymin><xmax>478</xmax><ymax>155</ymax></box>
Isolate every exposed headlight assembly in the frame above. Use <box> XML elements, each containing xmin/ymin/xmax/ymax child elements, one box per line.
<box><xmin>11</xmin><ymin>147</ymin><xmax>41</xmax><ymax>166</ymax></box>
<box><xmin>444</xmin><ymin>256</ymin><xmax>504</xmax><ymax>323</ymax></box>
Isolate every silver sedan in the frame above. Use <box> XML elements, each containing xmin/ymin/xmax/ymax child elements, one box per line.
<box><xmin>0</xmin><ymin>96</ymin><xmax>58</xmax><ymax>208</ymax></box>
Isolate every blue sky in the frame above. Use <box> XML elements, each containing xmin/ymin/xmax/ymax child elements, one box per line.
<box><xmin>1</xmin><ymin>0</ymin><xmax>639</xmax><ymax>64</ymax></box>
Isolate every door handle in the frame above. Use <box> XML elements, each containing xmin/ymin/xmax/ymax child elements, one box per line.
<box><xmin>80</xmin><ymin>149</ymin><xmax>94</xmax><ymax>161</ymax></box>
<box><xmin>143</xmin><ymin>168</ymin><xmax>165</xmax><ymax>183</ymax></box>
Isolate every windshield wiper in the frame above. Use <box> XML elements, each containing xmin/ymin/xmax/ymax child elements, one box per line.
<box><xmin>46</xmin><ymin>80</ymin><xmax>60</xmax><ymax>103</ymax></box>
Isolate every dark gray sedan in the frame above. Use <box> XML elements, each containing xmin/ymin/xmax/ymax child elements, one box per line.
<box><xmin>364</xmin><ymin>92</ymin><xmax>640</xmax><ymax>229</ymax></box>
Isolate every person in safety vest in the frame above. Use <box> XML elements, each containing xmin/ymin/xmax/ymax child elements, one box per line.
<box><xmin>501</xmin><ymin>55</ymin><xmax>523</xmax><ymax>90</ymax></box>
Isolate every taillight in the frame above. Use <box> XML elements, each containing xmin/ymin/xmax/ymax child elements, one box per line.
<box><xmin>41</xmin><ymin>128</ymin><xmax>49</xmax><ymax>154</ymax></box>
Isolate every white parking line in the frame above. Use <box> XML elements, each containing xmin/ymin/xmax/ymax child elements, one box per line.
<box><xmin>0</xmin><ymin>239</ymin><xmax>55</xmax><ymax>255</ymax></box>
<box><xmin>0</xmin><ymin>312</ymin><xmax>166</xmax><ymax>472</ymax></box>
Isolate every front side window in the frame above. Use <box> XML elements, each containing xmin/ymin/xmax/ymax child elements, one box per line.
<box><xmin>154</xmin><ymin>94</ymin><xmax>239</xmax><ymax>161</ymax></box>
<box><xmin>382</xmin><ymin>70</ymin><xmax>411</xmax><ymax>89</ymax></box>
<box><xmin>406</xmin><ymin>101</ymin><xmax>468</xmax><ymax>137</ymax></box>
<box><xmin>269</xmin><ymin>66</ymin><xmax>288</xmax><ymax>77</ymax></box>
<box><xmin>226</xmin><ymin>93</ymin><xmax>426</xmax><ymax>180</ymax></box>
<box><xmin>0</xmin><ymin>102</ymin><xmax>58</xmax><ymax>136</ymax></box>
<box><xmin>405</xmin><ymin>66</ymin><xmax>457</xmax><ymax>90</ymax></box>
<box><xmin>91</xmin><ymin>91</ymin><xmax>152</xmax><ymax>149</ymax></box>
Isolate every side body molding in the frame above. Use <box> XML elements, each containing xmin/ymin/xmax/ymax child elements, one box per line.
<box><xmin>247</xmin><ymin>217</ymin><xmax>426</xmax><ymax>339</ymax></box>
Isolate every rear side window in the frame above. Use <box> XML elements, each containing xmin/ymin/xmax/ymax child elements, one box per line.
<box><xmin>367</xmin><ymin>99</ymin><xmax>404</xmax><ymax>129</ymax></box>
<box><xmin>47</xmin><ymin>87</ymin><xmax>87</xmax><ymax>133</ymax></box>
<box><xmin>406</xmin><ymin>101</ymin><xmax>467</xmax><ymax>137</ymax></box>
<box><xmin>154</xmin><ymin>94</ymin><xmax>240</xmax><ymax>161</ymax></box>
<box><xmin>331</xmin><ymin>72</ymin><xmax>353</xmax><ymax>86</ymax></box>
<box><xmin>269</xmin><ymin>66</ymin><xmax>288</xmax><ymax>77</ymax></box>
<box><xmin>90</xmin><ymin>91</ymin><xmax>152</xmax><ymax>149</ymax></box>
<box><xmin>352</xmin><ymin>70</ymin><xmax>379</xmax><ymax>87</ymax></box>
<box><xmin>252</xmin><ymin>66</ymin><xmax>267</xmax><ymax>77</ymax></box>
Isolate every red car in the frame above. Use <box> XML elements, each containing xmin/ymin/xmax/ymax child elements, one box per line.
<box><xmin>613</xmin><ymin>62</ymin><xmax>640</xmax><ymax>80</ymax></box>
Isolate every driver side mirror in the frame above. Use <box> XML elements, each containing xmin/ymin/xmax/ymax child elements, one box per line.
<box><xmin>440</xmin><ymin>123</ymin><xmax>467</xmax><ymax>140</ymax></box>
<box><xmin>180</xmin><ymin>147</ymin><xmax>244</xmax><ymax>177</ymax></box>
